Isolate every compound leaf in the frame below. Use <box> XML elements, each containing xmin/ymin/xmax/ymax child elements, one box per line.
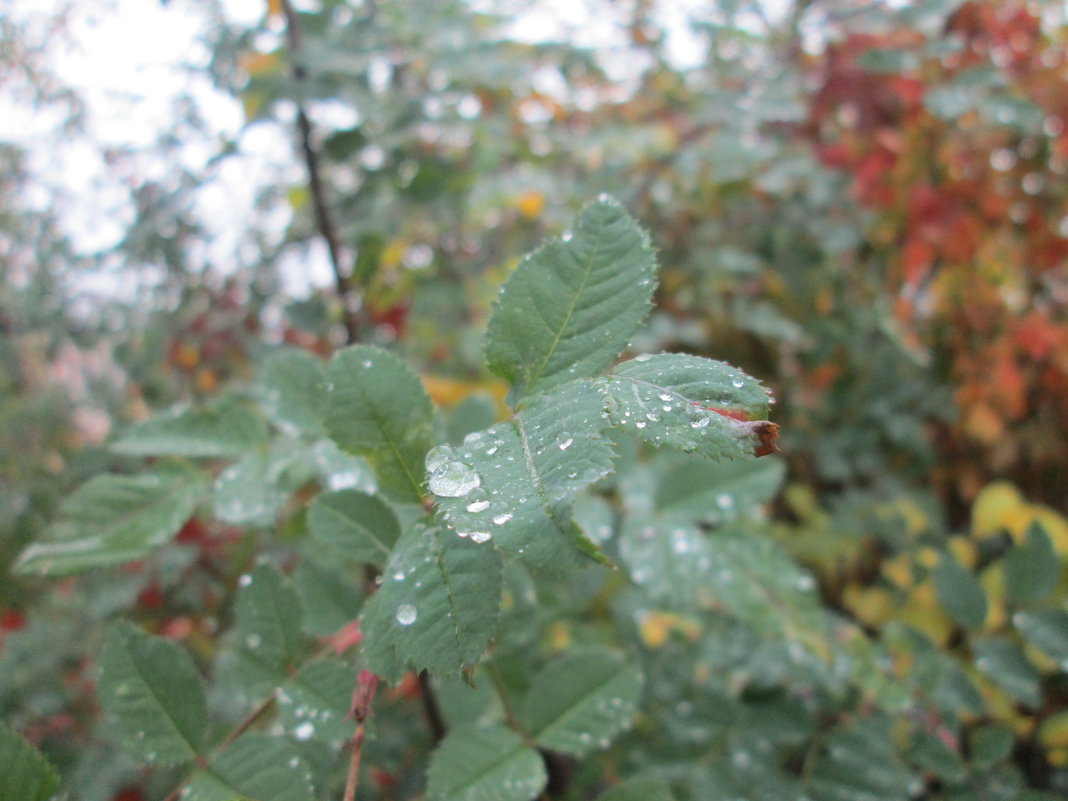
<box><xmin>277</xmin><ymin>659</ymin><xmax>356</xmax><ymax>744</ymax></box>
<box><xmin>525</xmin><ymin>647</ymin><xmax>643</xmax><ymax>756</ymax></box>
<box><xmin>426</xmin><ymin>724</ymin><xmax>547</xmax><ymax>801</ymax></box>
<box><xmin>485</xmin><ymin>197</ymin><xmax>656</xmax><ymax>400</ymax></box>
<box><xmin>428</xmin><ymin>380</ymin><xmax>614</xmax><ymax>569</ymax></box>
<box><xmin>324</xmin><ymin>345</ymin><xmax>432</xmax><ymax>503</ymax></box>
<box><xmin>599</xmin><ymin>353</ymin><xmax>776</xmax><ymax>461</ymax></box>
<box><xmin>98</xmin><ymin>622</ymin><xmax>206</xmax><ymax>765</ymax></box>
<box><xmin>360</xmin><ymin>521</ymin><xmax>503</xmax><ymax>682</ymax></box>
<box><xmin>14</xmin><ymin>461</ymin><xmax>205</xmax><ymax>576</ymax></box>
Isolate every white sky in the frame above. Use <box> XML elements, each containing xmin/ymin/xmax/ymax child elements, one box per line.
<box><xmin>2</xmin><ymin>0</ymin><xmax>797</xmax><ymax>299</ymax></box>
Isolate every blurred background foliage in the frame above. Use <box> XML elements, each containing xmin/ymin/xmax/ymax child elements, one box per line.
<box><xmin>2</xmin><ymin>0</ymin><xmax>1068</xmax><ymax>799</ymax></box>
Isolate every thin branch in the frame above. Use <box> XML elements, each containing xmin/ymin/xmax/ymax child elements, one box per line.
<box><xmin>343</xmin><ymin>670</ymin><xmax>379</xmax><ymax>801</ymax></box>
<box><xmin>279</xmin><ymin>0</ymin><xmax>361</xmax><ymax>343</ymax></box>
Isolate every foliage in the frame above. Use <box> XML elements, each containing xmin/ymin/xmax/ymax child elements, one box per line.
<box><xmin>2</xmin><ymin>1</ymin><xmax>1068</xmax><ymax>801</ymax></box>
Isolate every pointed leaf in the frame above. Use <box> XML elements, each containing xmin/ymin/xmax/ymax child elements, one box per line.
<box><xmin>324</xmin><ymin>345</ymin><xmax>432</xmax><ymax>502</ymax></box>
<box><xmin>98</xmin><ymin>622</ymin><xmax>206</xmax><ymax>764</ymax></box>
<box><xmin>429</xmin><ymin>380</ymin><xmax>614</xmax><ymax>569</ymax></box>
<box><xmin>426</xmin><ymin>724</ymin><xmax>547</xmax><ymax>801</ymax></box>
<box><xmin>973</xmin><ymin>636</ymin><xmax>1041</xmax><ymax>707</ymax></box>
<box><xmin>0</xmin><ymin>724</ymin><xmax>59</xmax><ymax>801</ymax></box>
<box><xmin>307</xmin><ymin>489</ymin><xmax>400</xmax><ymax>566</ymax></box>
<box><xmin>15</xmin><ymin>462</ymin><xmax>205</xmax><ymax>576</ymax></box>
<box><xmin>525</xmin><ymin>647</ymin><xmax>643</xmax><ymax>756</ymax></box>
<box><xmin>1002</xmin><ymin>522</ymin><xmax>1058</xmax><ymax>604</ymax></box>
<box><xmin>599</xmin><ymin>353</ymin><xmax>776</xmax><ymax>460</ymax></box>
<box><xmin>111</xmin><ymin>398</ymin><xmax>269</xmax><ymax>457</ymax></box>
<box><xmin>234</xmin><ymin>565</ymin><xmax>305</xmax><ymax>674</ymax></box>
<box><xmin>485</xmin><ymin>197</ymin><xmax>656</xmax><ymax>399</ymax></box>
<box><xmin>360</xmin><ymin>521</ymin><xmax>503</xmax><ymax>681</ymax></box>
<box><xmin>932</xmin><ymin>556</ymin><xmax>987</xmax><ymax>629</ymax></box>
<box><xmin>184</xmin><ymin>734</ymin><xmax>314</xmax><ymax>801</ymax></box>
<box><xmin>1013</xmin><ymin>609</ymin><xmax>1068</xmax><ymax>667</ymax></box>
<box><xmin>278</xmin><ymin>659</ymin><xmax>356</xmax><ymax>743</ymax></box>
<box><xmin>257</xmin><ymin>347</ymin><xmax>326</xmax><ymax>436</ymax></box>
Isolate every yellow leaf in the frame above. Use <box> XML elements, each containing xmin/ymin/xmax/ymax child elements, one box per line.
<box><xmin>545</xmin><ymin>621</ymin><xmax>569</xmax><ymax>652</ymax></box>
<box><xmin>972</xmin><ymin>481</ymin><xmax>1024</xmax><ymax>539</ymax></box>
<box><xmin>898</xmin><ymin>581</ymin><xmax>952</xmax><ymax>646</ymax></box>
<box><xmin>979</xmin><ymin>566</ymin><xmax>1007</xmax><ymax>631</ymax></box>
<box><xmin>842</xmin><ymin>585</ymin><xmax>893</xmax><ymax>628</ymax></box>
<box><xmin>881</xmin><ymin>552</ymin><xmax>913</xmax><ymax>590</ymax></box>
<box><xmin>947</xmin><ymin>536</ymin><xmax>978</xmax><ymax>569</ymax></box>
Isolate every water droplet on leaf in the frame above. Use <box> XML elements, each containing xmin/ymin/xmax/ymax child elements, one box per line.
<box><xmin>395</xmin><ymin>604</ymin><xmax>417</xmax><ymax>625</ymax></box>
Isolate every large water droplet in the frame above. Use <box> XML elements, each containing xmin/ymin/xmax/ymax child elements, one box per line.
<box><xmin>428</xmin><ymin>461</ymin><xmax>481</xmax><ymax>497</ymax></box>
<box><xmin>395</xmin><ymin>604</ymin><xmax>417</xmax><ymax>625</ymax></box>
<box><xmin>633</xmin><ymin>353</ymin><xmax>653</xmax><ymax>362</ymax></box>
<box><xmin>690</xmin><ymin>416</ymin><xmax>710</xmax><ymax>429</ymax></box>
<box><xmin>558</xmin><ymin>437</ymin><xmax>574</xmax><ymax>451</ymax></box>
<box><xmin>424</xmin><ymin>445</ymin><xmax>453</xmax><ymax>473</ymax></box>
<box><xmin>469</xmin><ymin>531</ymin><xmax>493</xmax><ymax>543</ymax></box>
<box><xmin>466</xmin><ymin>499</ymin><xmax>490</xmax><ymax>513</ymax></box>
<box><xmin>731</xmin><ymin>379</ymin><xmax>744</xmax><ymax>388</ymax></box>
<box><xmin>492</xmin><ymin>513</ymin><xmax>513</xmax><ymax>525</ymax></box>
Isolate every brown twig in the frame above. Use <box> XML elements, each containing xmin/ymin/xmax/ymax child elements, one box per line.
<box><xmin>343</xmin><ymin>670</ymin><xmax>379</xmax><ymax>801</ymax></box>
<box><xmin>279</xmin><ymin>0</ymin><xmax>361</xmax><ymax>343</ymax></box>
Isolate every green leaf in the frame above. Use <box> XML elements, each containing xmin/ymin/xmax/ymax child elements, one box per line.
<box><xmin>0</xmin><ymin>724</ymin><xmax>59</xmax><ymax>801</ymax></box>
<box><xmin>307</xmin><ymin>489</ymin><xmax>400</xmax><ymax>566</ymax></box>
<box><xmin>111</xmin><ymin>398</ymin><xmax>269</xmax><ymax>458</ymax></box>
<box><xmin>256</xmin><ymin>347</ymin><xmax>326</xmax><ymax>436</ymax></box>
<box><xmin>654</xmin><ymin>455</ymin><xmax>785</xmax><ymax>522</ymax></box>
<box><xmin>278</xmin><ymin>659</ymin><xmax>356</xmax><ymax>744</ymax></box>
<box><xmin>619</xmin><ymin>516</ymin><xmax>715</xmax><ymax>609</ymax></box>
<box><xmin>973</xmin><ymin>636</ymin><xmax>1041</xmax><ymax>707</ymax></box>
<box><xmin>234</xmin><ymin>565</ymin><xmax>305</xmax><ymax>674</ymax></box>
<box><xmin>429</xmin><ymin>380</ymin><xmax>615</xmax><ymax>569</ymax></box>
<box><xmin>485</xmin><ymin>197</ymin><xmax>656</xmax><ymax>400</ymax></box>
<box><xmin>524</xmin><ymin>647</ymin><xmax>643</xmax><ymax>756</ymax></box>
<box><xmin>360</xmin><ymin>521</ymin><xmax>503</xmax><ymax>681</ymax></box>
<box><xmin>932</xmin><ymin>555</ymin><xmax>987</xmax><ymax>629</ymax></box>
<box><xmin>968</xmin><ymin>724</ymin><xmax>1015</xmax><ymax>770</ymax></box>
<box><xmin>293</xmin><ymin>558</ymin><xmax>363</xmax><ymax>637</ymax></box>
<box><xmin>98</xmin><ymin>621</ymin><xmax>206</xmax><ymax>764</ymax></box>
<box><xmin>689</xmin><ymin>530</ymin><xmax>824</xmax><ymax>644</ymax></box>
<box><xmin>1013</xmin><ymin>609</ymin><xmax>1068</xmax><ymax>667</ymax></box>
<box><xmin>597</xmin><ymin>777</ymin><xmax>675</xmax><ymax>801</ymax></box>
<box><xmin>324</xmin><ymin>345</ymin><xmax>433</xmax><ymax>502</ymax></box>
<box><xmin>806</xmin><ymin>716</ymin><xmax>914</xmax><ymax>801</ymax></box>
<box><xmin>599</xmin><ymin>353</ymin><xmax>775</xmax><ymax>461</ymax></box>
<box><xmin>14</xmin><ymin>462</ymin><xmax>205</xmax><ymax>576</ymax></box>
<box><xmin>1002</xmin><ymin>522</ymin><xmax>1058</xmax><ymax>604</ymax></box>
<box><xmin>426</xmin><ymin>724</ymin><xmax>547</xmax><ymax>801</ymax></box>
<box><xmin>213</xmin><ymin>450</ymin><xmax>286</xmax><ymax>527</ymax></box>
<box><xmin>184</xmin><ymin>734</ymin><xmax>314</xmax><ymax>801</ymax></box>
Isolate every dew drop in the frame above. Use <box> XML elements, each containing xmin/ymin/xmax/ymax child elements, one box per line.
<box><xmin>635</xmin><ymin>421</ymin><xmax>647</xmax><ymax>429</ymax></box>
<box><xmin>558</xmin><ymin>437</ymin><xmax>574</xmax><ymax>451</ymax></box>
<box><xmin>469</xmin><ymin>532</ymin><xmax>493</xmax><ymax>543</ymax></box>
<box><xmin>294</xmin><ymin>721</ymin><xmax>315</xmax><ymax>741</ymax></box>
<box><xmin>561</xmin><ymin>230</ymin><xmax>574</xmax><ymax>242</ymax></box>
<box><xmin>395</xmin><ymin>604</ymin><xmax>417</xmax><ymax>625</ymax></box>
<box><xmin>658</xmin><ymin>393</ymin><xmax>672</xmax><ymax>401</ymax></box>
<box><xmin>428</xmin><ymin>462</ymin><xmax>481</xmax><ymax>497</ymax></box>
<box><xmin>492</xmin><ymin>513</ymin><xmax>513</xmax><ymax>525</ymax></box>
<box><xmin>361</xmin><ymin>359</ymin><xmax>373</xmax><ymax>368</ymax></box>
<box><xmin>690</xmin><ymin>416</ymin><xmax>710</xmax><ymax>429</ymax></box>
<box><xmin>238</xmin><ymin>573</ymin><xmax>252</xmax><ymax>587</ymax></box>
<box><xmin>424</xmin><ymin>445</ymin><xmax>452</xmax><ymax>473</ymax></box>
<box><xmin>715</xmin><ymin>493</ymin><xmax>734</xmax><ymax>510</ymax></box>
<box><xmin>245</xmin><ymin>633</ymin><xmax>262</xmax><ymax>649</ymax></box>
<box><xmin>634</xmin><ymin>353</ymin><xmax>653</xmax><ymax>362</ymax></box>
<box><xmin>731</xmin><ymin>379</ymin><xmax>744</xmax><ymax>388</ymax></box>
<box><xmin>466</xmin><ymin>499</ymin><xmax>490</xmax><ymax>513</ymax></box>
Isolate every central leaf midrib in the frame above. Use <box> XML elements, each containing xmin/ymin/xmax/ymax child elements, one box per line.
<box><xmin>527</xmin><ymin>215</ymin><xmax>607</xmax><ymax>391</ymax></box>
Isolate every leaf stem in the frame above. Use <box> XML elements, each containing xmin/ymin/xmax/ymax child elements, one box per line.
<box><xmin>343</xmin><ymin>670</ymin><xmax>379</xmax><ymax>801</ymax></box>
<box><xmin>418</xmin><ymin>670</ymin><xmax>448</xmax><ymax>744</ymax></box>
